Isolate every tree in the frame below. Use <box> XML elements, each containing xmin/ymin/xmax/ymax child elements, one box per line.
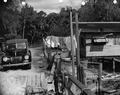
<box><xmin>78</xmin><ymin>0</ymin><xmax>120</xmax><ymax>22</ymax></box>
<box><xmin>0</xmin><ymin>0</ymin><xmax>21</xmax><ymax>39</ymax></box>
<box><xmin>59</xmin><ymin>8</ymin><xmax>70</xmax><ymax>37</ymax></box>
<box><xmin>78</xmin><ymin>3</ymin><xmax>96</xmax><ymax>22</ymax></box>
<box><xmin>46</xmin><ymin>8</ymin><xmax>71</xmax><ymax>37</ymax></box>
<box><xmin>35</xmin><ymin>11</ymin><xmax>48</xmax><ymax>39</ymax></box>
<box><xmin>46</xmin><ymin>12</ymin><xmax>60</xmax><ymax>36</ymax></box>
<box><xmin>20</xmin><ymin>4</ymin><xmax>38</xmax><ymax>45</ymax></box>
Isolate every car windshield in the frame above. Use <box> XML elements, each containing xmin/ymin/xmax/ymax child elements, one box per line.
<box><xmin>16</xmin><ymin>43</ymin><xmax>26</xmax><ymax>49</ymax></box>
<box><xmin>7</xmin><ymin>43</ymin><xmax>26</xmax><ymax>50</ymax></box>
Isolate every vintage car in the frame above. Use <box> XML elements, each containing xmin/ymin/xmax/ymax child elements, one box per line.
<box><xmin>1</xmin><ymin>39</ymin><xmax>32</xmax><ymax>69</ymax></box>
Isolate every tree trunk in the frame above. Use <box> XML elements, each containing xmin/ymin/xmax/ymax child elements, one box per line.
<box><xmin>30</xmin><ymin>33</ymin><xmax>35</xmax><ymax>46</ymax></box>
<box><xmin>23</xmin><ymin>19</ymin><xmax>26</xmax><ymax>38</ymax></box>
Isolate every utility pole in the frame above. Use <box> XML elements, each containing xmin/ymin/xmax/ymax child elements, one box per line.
<box><xmin>70</xmin><ymin>7</ymin><xmax>76</xmax><ymax>95</ymax></box>
<box><xmin>70</xmin><ymin>8</ymin><xmax>75</xmax><ymax>78</ymax></box>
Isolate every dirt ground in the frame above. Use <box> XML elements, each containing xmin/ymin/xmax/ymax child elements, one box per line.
<box><xmin>0</xmin><ymin>47</ymin><xmax>54</xmax><ymax>95</ymax></box>
<box><xmin>1</xmin><ymin>46</ymin><xmax>120</xmax><ymax>95</ymax></box>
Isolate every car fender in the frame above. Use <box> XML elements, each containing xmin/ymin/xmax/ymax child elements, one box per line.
<box><xmin>28</xmin><ymin>50</ymin><xmax>32</xmax><ymax>62</ymax></box>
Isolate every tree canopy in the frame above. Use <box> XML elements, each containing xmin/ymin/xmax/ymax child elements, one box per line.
<box><xmin>1</xmin><ymin>0</ymin><xmax>120</xmax><ymax>45</ymax></box>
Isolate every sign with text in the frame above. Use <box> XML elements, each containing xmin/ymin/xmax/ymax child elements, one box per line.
<box><xmin>92</xmin><ymin>37</ymin><xmax>108</xmax><ymax>43</ymax></box>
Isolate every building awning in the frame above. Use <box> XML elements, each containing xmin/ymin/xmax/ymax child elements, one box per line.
<box><xmin>73</xmin><ymin>22</ymin><xmax>120</xmax><ymax>32</ymax></box>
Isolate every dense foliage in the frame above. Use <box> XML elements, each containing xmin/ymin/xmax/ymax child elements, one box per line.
<box><xmin>1</xmin><ymin>0</ymin><xmax>120</xmax><ymax>45</ymax></box>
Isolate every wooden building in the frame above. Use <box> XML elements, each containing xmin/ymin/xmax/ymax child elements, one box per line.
<box><xmin>78</xmin><ymin>22</ymin><xmax>120</xmax><ymax>72</ymax></box>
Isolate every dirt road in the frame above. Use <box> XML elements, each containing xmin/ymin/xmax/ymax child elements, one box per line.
<box><xmin>0</xmin><ymin>47</ymin><xmax>52</xmax><ymax>95</ymax></box>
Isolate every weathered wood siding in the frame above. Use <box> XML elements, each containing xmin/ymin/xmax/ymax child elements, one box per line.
<box><xmin>86</xmin><ymin>34</ymin><xmax>120</xmax><ymax>57</ymax></box>
<box><xmin>80</xmin><ymin>34</ymin><xmax>86</xmax><ymax>58</ymax></box>
<box><xmin>86</xmin><ymin>45</ymin><xmax>120</xmax><ymax>57</ymax></box>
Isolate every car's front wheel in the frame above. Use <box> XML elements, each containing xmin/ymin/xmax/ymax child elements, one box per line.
<box><xmin>23</xmin><ymin>64</ymin><xmax>31</xmax><ymax>70</ymax></box>
<box><xmin>27</xmin><ymin>64</ymin><xmax>31</xmax><ymax>69</ymax></box>
<box><xmin>3</xmin><ymin>67</ymin><xmax>8</xmax><ymax>71</ymax></box>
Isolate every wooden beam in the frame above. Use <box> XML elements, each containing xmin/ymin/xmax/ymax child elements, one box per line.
<box><xmin>72</xmin><ymin>22</ymin><xmax>120</xmax><ymax>31</ymax></box>
<box><xmin>72</xmin><ymin>22</ymin><xmax>120</xmax><ymax>24</ymax></box>
<box><xmin>68</xmin><ymin>74</ymin><xmax>95</xmax><ymax>95</ymax></box>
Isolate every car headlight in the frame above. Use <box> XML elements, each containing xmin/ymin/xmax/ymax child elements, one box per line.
<box><xmin>3</xmin><ymin>57</ymin><xmax>8</xmax><ymax>62</ymax></box>
<box><xmin>24</xmin><ymin>55</ymin><xmax>29</xmax><ymax>60</ymax></box>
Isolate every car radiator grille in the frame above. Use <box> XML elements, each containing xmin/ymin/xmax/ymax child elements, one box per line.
<box><xmin>10</xmin><ymin>56</ymin><xmax>23</xmax><ymax>64</ymax></box>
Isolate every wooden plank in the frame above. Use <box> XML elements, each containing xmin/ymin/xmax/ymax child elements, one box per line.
<box><xmin>86</xmin><ymin>45</ymin><xmax>120</xmax><ymax>57</ymax></box>
<box><xmin>31</xmin><ymin>75</ymin><xmax>34</xmax><ymax>86</ymax></box>
<box><xmin>27</xmin><ymin>76</ymin><xmax>31</xmax><ymax>86</ymax></box>
<box><xmin>35</xmin><ymin>75</ymin><xmax>37</xmax><ymax>86</ymax></box>
<box><xmin>40</xmin><ymin>73</ymin><xmax>47</xmax><ymax>89</ymax></box>
<box><xmin>25</xmin><ymin>73</ymin><xmax>47</xmax><ymax>88</ymax></box>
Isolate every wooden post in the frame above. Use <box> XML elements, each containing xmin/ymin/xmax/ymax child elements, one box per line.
<box><xmin>113</xmin><ymin>58</ymin><xmax>115</xmax><ymax>74</ymax></box>
<box><xmin>98</xmin><ymin>63</ymin><xmax>102</xmax><ymax>95</ymax></box>
<box><xmin>102</xmin><ymin>58</ymin><xmax>104</xmax><ymax>69</ymax></box>
<box><xmin>70</xmin><ymin>8</ymin><xmax>76</xmax><ymax>95</ymax></box>
<box><xmin>81</xmin><ymin>59</ymin><xmax>88</xmax><ymax>86</ymax></box>
<box><xmin>75</xmin><ymin>11</ymin><xmax>80</xmax><ymax>81</ymax></box>
<box><xmin>75</xmin><ymin>10</ymin><xmax>85</xmax><ymax>85</ymax></box>
<box><xmin>70</xmin><ymin>8</ymin><xmax>75</xmax><ymax>78</ymax></box>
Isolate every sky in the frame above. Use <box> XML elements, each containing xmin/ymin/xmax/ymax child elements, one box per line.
<box><xmin>26</xmin><ymin>0</ymin><xmax>83</xmax><ymax>14</ymax></box>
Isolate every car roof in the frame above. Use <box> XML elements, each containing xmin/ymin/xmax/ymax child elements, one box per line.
<box><xmin>6</xmin><ymin>39</ymin><xmax>27</xmax><ymax>44</ymax></box>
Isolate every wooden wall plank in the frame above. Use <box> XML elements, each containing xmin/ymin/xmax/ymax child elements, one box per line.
<box><xmin>86</xmin><ymin>45</ymin><xmax>120</xmax><ymax>57</ymax></box>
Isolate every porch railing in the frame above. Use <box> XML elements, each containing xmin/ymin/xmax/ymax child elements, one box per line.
<box><xmin>53</xmin><ymin>56</ymin><xmax>96</xmax><ymax>95</ymax></box>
